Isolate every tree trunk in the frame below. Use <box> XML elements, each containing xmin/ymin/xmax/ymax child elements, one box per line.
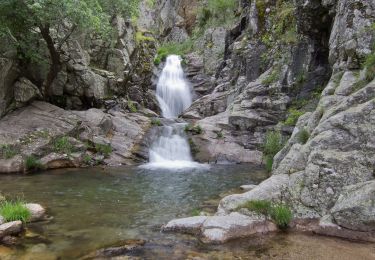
<box><xmin>40</xmin><ymin>25</ymin><xmax>61</xmax><ymax>99</ymax></box>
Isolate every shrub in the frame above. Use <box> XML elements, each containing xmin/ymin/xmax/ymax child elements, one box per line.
<box><xmin>238</xmin><ymin>200</ymin><xmax>293</xmax><ymax>230</ymax></box>
<box><xmin>364</xmin><ymin>44</ymin><xmax>375</xmax><ymax>81</ymax></box>
<box><xmin>240</xmin><ymin>200</ymin><xmax>272</xmax><ymax>216</ymax></box>
<box><xmin>155</xmin><ymin>39</ymin><xmax>194</xmax><ymax>64</ymax></box>
<box><xmin>95</xmin><ymin>143</ymin><xmax>112</xmax><ymax>158</ymax></box>
<box><xmin>262</xmin><ymin>67</ymin><xmax>281</xmax><ymax>85</ymax></box>
<box><xmin>185</xmin><ymin>124</ymin><xmax>203</xmax><ymax>135</ymax></box>
<box><xmin>0</xmin><ymin>145</ymin><xmax>18</xmax><ymax>159</ymax></box>
<box><xmin>128</xmin><ymin>100</ymin><xmax>138</xmax><ymax>113</ymax></box>
<box><xmin>215</xmin><ymin>130</ymin><xmax>224</xmax><ymax>139</ymax></box>
<box><xmin>135</xmin><ymin>31</ymin><xmax>155</xmax><ymax>43</ymax></box>
<box><xmin>284</xmin><ymin>108</ymin><xmax>304</xmax><ymax>126</ymax></box>
<box><xmin>25</xmin><ymin>155</ymin><xmax>43</xmax><ymax>171</ymax></box>
<box><xmin>0</xmin><ymin>200</ymin><xmax>31</xmax><ymax>223</ymax></box>
<box><xmin>188</xmin><ymin>138</ymin><xmax>199</xmax><ymax>156</ymax></box>
<box><xmin>151</xmin><ymin>119</ymin><xmax>162</xmax><ymax>126</ymax></box>
<box><xmin>297</xmin><ymin>128</ymin><xmax>310</xmax><ymax>144</ymax></box>
<box><xmin>263</xmin><ymin>131</ymin><xmax>284</xmax><ymax>172</ymax></box>
<box><xmin>269</xmin><ymin>204</ymin><xmax>293</xmax><ymax>230</ymax></box>
<box><xmin>196</xmin><ymin>0</ymin><xmax>237</xmax><ymax>31</ymax></box>
<box><xmin>53</xmin><ymin>136</ymin><xmax>74</xmax><ymax>154</ymax></box>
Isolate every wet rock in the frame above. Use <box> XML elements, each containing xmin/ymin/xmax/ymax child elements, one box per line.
<box><xmin>0</xmin><ymin>221</ymin><xmax>23</xmax><ymax>239</ymax></box>
<box><xmin>201</xmin><ymin>212</ymin><xmax>277</xmax><ymax>244</ymax></box>
<box><xmin>25</xmin><ymin>203</ymin><xmax>46</xmax><ymax>222</ymax></box>
<box><xmin>162</xmin><ymin>216</ymin><xmax>208</xmax><ymax>234</ymax></box>
<box><xmin>0</xmin><ymin>155</ymin><xmax>24</xmax><ymax>174</ymax></box>
<box><xmin>1</xmin><ymin>236</ymin><xmax>19</xmax><ymax>246</ymax></box>
<box><xmin>82</xmin><ymin>239</ymin><xmax>145</xmax><ymax>259</ymax></box>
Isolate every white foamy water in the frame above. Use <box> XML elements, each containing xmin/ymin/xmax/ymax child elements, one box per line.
<box><xmin>142</xmin><ymin>55</ymin><xmax>207</xmax><ymax>170</ymax></box>
<box><xmin>156</xmin><ymin>55</ymin><xmax>192</xmax><ymax>118</ymax></box>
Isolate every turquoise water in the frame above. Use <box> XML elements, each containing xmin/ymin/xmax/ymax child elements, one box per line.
<box><xmin>1</xmin><ymin>165</ymin><xmax>374</xmax><ymax>260</ymax></box>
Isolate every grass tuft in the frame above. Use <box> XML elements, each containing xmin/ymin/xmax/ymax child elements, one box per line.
<box><xmin>0</xmin><ymin>200</ymin><xmax>31</xmax><ymax>223</ymax></box>
<box><xmin>297</xmin><ymin>128</ymin><xmax>310</xmax><ymax>144</ymax></box>
<box><xmin>25</xmin><ymin>155</ymin><xmax>43</xmax><ymax>171</ymax></box>
<box><xmin>269</xmin><ymin>204</ymin><xmax>293</xmax><ymax>230</ymax></box>
<box><xmin>284</xmin><ymin>108</ymin><xmax>304</xmax><ymax>126</ymax></box>
<box><xmin>95</xmin><ymin>143</ymin><xmax>112</xmax><ymax>158</ymax></box>
<box><xmin>238</xmin><ymin>200</ymin><xmax>293</xmax><ymax>230</ymax></box>
<box><xmin>263</xmin><ymin>131</ymin><xmax>284</xmax><ymax>172</ymax></box>
<box><xmin>53</xmin><ymin>136</ymin><xmax>74</xmax><ymax>154</ymax></box>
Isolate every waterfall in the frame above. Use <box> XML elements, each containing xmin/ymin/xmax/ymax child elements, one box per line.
<box><xmin>156</xmin><ymin>55</ymin><xmax>192</xmax><ymax>118</ymax></box>
<box><xmin>142</xmin><ymin>55</ymin><xmax>205</xmax><ymax>169</ymax></box>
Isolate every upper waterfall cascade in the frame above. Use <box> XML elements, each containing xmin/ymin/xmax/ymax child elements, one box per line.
<box><xmin>156</xmin><ymin>55</ymin><xmax>192</xmax><ymax>118</ymax></box>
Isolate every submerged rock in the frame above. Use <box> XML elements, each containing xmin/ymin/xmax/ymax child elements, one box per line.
<box><xmin>81</xmin><ymin>239</ymin><xmax>145</xmax><ymax>259</ymax></box>
<box><xmin>162</xmin><ymin>216</ymin><xmax>208</xmax><ymax>234</ymax></box>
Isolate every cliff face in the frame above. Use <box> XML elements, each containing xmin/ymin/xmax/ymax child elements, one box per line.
<box><xmin>148</xmin><ymin>0</ymin><xmax>375</xmax><ymax>237</ymax></box>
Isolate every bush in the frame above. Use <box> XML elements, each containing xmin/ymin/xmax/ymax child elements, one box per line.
<box><xmin>151</xmin><ymin>119</ymin><xmax>162</xmax><ymax>126</ymax></box>
<box><xmin>0</xmin><ymin>200</ymin><xmax>31</xmax><ymax>223</ymax></box>
<box><xmin>95</xmin><ymin>143</ymin><xmax>112</xmax><ymax>158</ymax></box>
<box><xmin>263</xmin><ymin>131</ymin><xmax>284</xmax><ymax>172</ymax></box>
<box><xmin>196</xmin><ymin>0</ymin><xmax>237</xmax><ymax>31</ymax></box>
<box><xmin>53</xmin><ymin>136</ymin><xmax>74</xmax><ymax>154</ymax></box>
<box><xmin>364</xmin><ymin>44</ymin><xmax>375</xmax><ymax>81</ymax></box>
<box><xmin>269</xmin><ymin>204</ymin><xmax>293</xmax><ymax>230</ymax></box>
<box><xmin>241</xmin><ymin>200</ymin><xmax>272</xmax><ymax>216</ymax></box>
<box><xmin>284</xmin><ymin>108</ymin><xmax>304</xmax><ymax>126</ymax></box>
<box><xmin>128</xmin><ymin>100</ymin><xmax>138</xmax><ymax>113</ymax></box>
<box><xmin>25</xmin><ymin>155</ymin><xmax>43</xmax><ymax>171</ymax></box>
<box><xmin>238</xmin><ymin>200</ymin><xmax>293</xmax><ymax>230</ymax></box>
<box><xmin>0</xmin><ymin>145</ymin><xmax>18</xmax><ymax>159</ymax></box>
<box><xmin>297</xmin><ymin>128</ymin><xmax>310</xmax><ymax>144</ymax></box>
<box><xmin>185</xmin><ymin>124</ymin><xmax>203</xmax><ymax>135</ymax></box>
<box><xmin>155</xmin><ymin>39</ymin><xmax>194</xmax><ymax>64</ymax></box>
<box><xmin>135</xmin><ymin>31</ymin><xmax>155</xmax><ymax>43</ymax></box>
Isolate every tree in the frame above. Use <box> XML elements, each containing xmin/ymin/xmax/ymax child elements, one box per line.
<box><xmin>0</xmin><ymin>0</ymin><xmax>138</xmax><ymax>98</ymax></box>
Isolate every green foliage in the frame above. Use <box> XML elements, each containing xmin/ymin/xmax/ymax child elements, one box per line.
<box><xmin>263</xmin><ymin>131</ymin><xmax>284</xmax><ymax>172</ymax></box>
<box><xmin>128</xmin><ymin>100</ymin><xmax>138</xmax><ymax>113</ymax></box>
<box><xmin>53</xmin><ymin>136</ymin><xmax>74</xmax><ymax>154</ymax></box>
<box><xmin>191</xmin><ymin>208</ymin><xmax>201</xmax><ymax>216</ymax></box>
<box><xmin>363</xmin><ymin>46</ymin><xmax>375</xmax><ymax>81</ymax></box>
<box><xmin>215</xmin><ymin>130</ymin><xmax>224</xmax><ymax>139</ymax></box>
<box><xmin>83</xmin><ymin>154</ymin><xmax>93</xmax><ymax>165</ymax></box>
<box><xmin>95</xmin><ymin>143</ymin><xmax>112</xmax><ymax>158</ymax></box>
<box><xmin>0</xmin><ymin>145</ymin><xmax>19</xmax><ymax>159</ymax></box>
<box><xmin>0</xmin><ymin>200</ymin><xmax>31</xmax><ymax>223</ymax></box>
<box><xmin>240</xmin><ymin>200</ymin><xmax>272</xmax><ymax>216</ymax></box>
<box><xmin>269</xmin><ymin>204</ymin><xmax>293</xmax><ymax>230</ymax></box>
<box><xmin>155</xmin><ymin>39</ymin><xmax>194</xmax><ymax>64</ymax></box>
<box><xmin>195</xmin><ymin>0</ymin><xmax>237</xmax><ymax>33</ymax></box>
<box><xmin>284</xmin><ymin>108</ymin><xmax>304</xmax><ymax>126</ymax></box>
<box><xmin>135</xmin><ymin>31</ymin><xmax>155</xmax><ymax>43</ymax></box>
<box><xmin>188</xmin><ymin>138</ymin><xmax>200</xmax><ymax>156</ymax></box>
<box><xmin>238</xmin><ymin>200</ymin><xmax>293</xmax><ymax>230</ymax></box>
<box><xmin>151</xmin><ymin>119</ymin><xmax>162</xmax><ymax>126</ymax></box>
<box><xmin>185</xmin><ymin>124</ymin><xmax>203</xmax><ymax>135</ymax></box>
<box><xmin>25</xmin><ymin>155</ymin><xmax>43</xmax><ymax>171</ymax></box>
<box><xmin>262</xmin><ymin>66</ymin><xmax>281</xmax><ymax>85</ymax></box>
<box><xmin>297</xmin><ymin>128</ymin><xmax>310</xmax><ymax>144</ymax></box>
<box><xmin>145</xmin><ymin>0</ymin><xmax>155</xmax><ymax>8</ymax></box>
